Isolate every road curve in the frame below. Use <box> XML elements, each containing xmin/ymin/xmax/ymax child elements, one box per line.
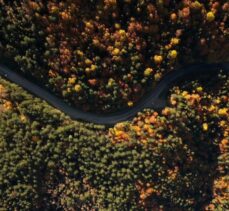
<box><xmin>0</xmin><ymin>63</ymin><xmax>228</xmax><ymax>125</ymax></box>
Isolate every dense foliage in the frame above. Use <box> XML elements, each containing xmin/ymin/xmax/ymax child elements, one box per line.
<box><xmin>0</xmin><ymin>70</ymin><xmax>228</xmax><ymax>210</ymax></box>
<box><xmin>0</xmin><ymin>0</ymin><xmax>228</xmax><ymax>112</ymax></box>
<box><xmin>110</xmin><ymin>71</ymin><xmax>229</xmax><ymax>210</ymax></box>
<box><xmin>0</xmin><ymin>77</ymin><xmax>107</xmax><ymax>210</ymax></box>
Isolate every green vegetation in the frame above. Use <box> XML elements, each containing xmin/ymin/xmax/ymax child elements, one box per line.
<box><xmin>0</xmin><ymin>77</ymin><xmax>106</xmax><ymax>210</ymax></box>
<box><xmin>0</xmin><ymin>0</ymin><xmax>228</xmax><ymax>210</ymax></box>
<box><xmin>0</xmin><ymin>0</ymin><xmax>228</xmax><ymax>112</ymax></box>
<box><xmin>110</xmin><ymin>71</ymin><xmax>229</xmax><ymax>210</ymax></box>
<box><xmin>0</xmin><ymin>70</ymin><xmax>228</xmax><ymax>210</ymax></box>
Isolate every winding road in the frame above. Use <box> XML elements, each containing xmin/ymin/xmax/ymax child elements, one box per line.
<box><xmin>0</xmin><ymin>63</ymin><xmax>228</xmax><ymax>125</ymax></box>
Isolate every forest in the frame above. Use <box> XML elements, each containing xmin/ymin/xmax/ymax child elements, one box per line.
<box><xmin>0</xmin><ymin>0</ymin><xmax>228</xmax><ymax>112</ymax></box>
<box><xmin>0</xmin><ymin>70</ymin><xmax>228</xmax><ymax>210</ymax></box>
<box><xmin>0</xmin><ymin>0</ymin><xmax>228</xmax><ymax>210</ymax></box>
